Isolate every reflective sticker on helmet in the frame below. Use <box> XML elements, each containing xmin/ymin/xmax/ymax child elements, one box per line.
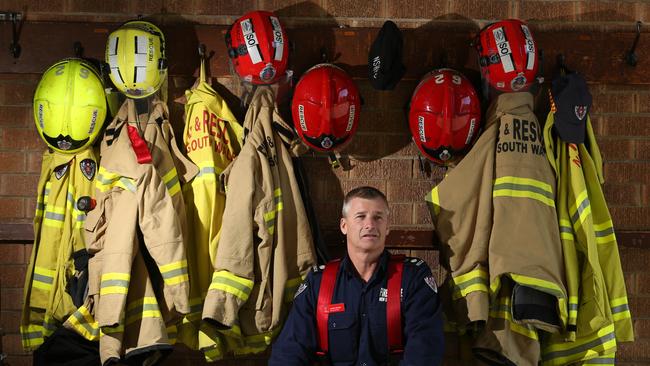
<box><xmin>439</xmin><ymin>149</ymin><xmax>451</xmax><ymax>161</ymax></box>
<box><xmin>521</xmin><ymin>25</ymin><xmax>536</xmax><ymax>71</ymax></box>
<box><xmin>270</xmin><ymin>16</ymin><xmax>284</xmax><ymax>62</ymax></box>
<box><xmin>465</xmin><ymin>118</ymin><xmax>476</xmax><ymax>145</ymax></box>
<box><xmin>346</xmin><ymin>105</ymin><xmax>356</xmax><ymax>132</ymax></box>
<box><xmin>493</xmin><ymin>27</ymin><xmax>515</xmax><ymax>73</ymax></box>
<box><xmin>88</xmin><ymin>109</ymin><xmax>98</xmax><ymax>134</ymax></box>
<box><xmin>241</xmin><ymin>19</ymin><xmax>263</xmax><ymax>64</ymax></box>
<box><xmin>511</xmin><ymin>74</ymin><xmax>527</xmax><ymax>91</ymax></box>
<box><xmin>57</xmin><ymin>139</ymin><xmax>73</xmax><ymax>151</ymax></box>
<box><xmin>37</xmin><ymin>103</ymin><xmax>45</xmax><ymax>130</ymax></box>
<box><xmin>260</xmin><ymin>63</ymin><xmax>276</xmax><ymax>82</ymax></box>
<box><xmin>321</xmin><ymin>137</ymin><xmax>333</xmax><ymax>149</ymax></box>
<box><xmin>107</xmin><ymin>36</ymin><xmax>125</xmax><ymax>85</ymax></box>
<box><xmin>298</xmin><ymin>104</ymin><xmax>308</xmax><ymax>131</ymax></box>
<box><xmin>418</xmin><ymin>115</ymin><xmax>426</xmax><ymax>142</ymax></box>
<box><xmin>133</xmin><ymin>35</ymin><xmax>150</xmax><ymax>83</ymax></box>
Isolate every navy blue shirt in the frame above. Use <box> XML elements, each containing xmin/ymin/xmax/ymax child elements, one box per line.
<box><xmin>269</xmin><ymin>251</ymin><xmax>444</xmax><ymax>366</ymax></box>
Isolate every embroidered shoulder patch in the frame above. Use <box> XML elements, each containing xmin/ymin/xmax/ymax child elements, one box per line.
<box><xmin>424</xmin><ymin>276</ymin><xmax>438</xmax><ymax>293</ymax></box>
<box><xmin>294</xmin><ymin>282</ymin><xmax>308</xmax><ymax>299</ymax></box>
<box><xmin>79</xmin><ymin>159</ymin><xmax>97</xmax><ymax>181</ymax></box>
<box><xmin>54</xmin><ymin>163</ymin><xmax>69</xmax><ymax>180</ymax></box>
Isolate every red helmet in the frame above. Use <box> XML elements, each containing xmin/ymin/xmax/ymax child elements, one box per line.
<box><xmin>475</xmin><ymin>19</ymin><xmax>538</xmax><ymax>92</ymax></box>
<box><xmin>408</xmin><ymin>68</ymin><xmax>481</xmax><ymax>166</ymax></box>
<box><xmin>291</xmin><ymin>64</ymin><xmax>361</xmax><ymax>152</ymax></box>
<box><xmin>225</xmin><ymin>10</ymin><xmax>289</xmax><ymax>85</ymax></box>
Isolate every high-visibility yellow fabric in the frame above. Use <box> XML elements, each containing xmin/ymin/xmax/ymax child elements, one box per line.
<box><xmin>21</xmin><ymin>148</ymin><xmax>98</xmax><ymax>350</ymax></box>
<box><xmin>541</xmin><ymin>100</ymin><xmax>633</xmax><ymax>366</ymax></box>
<box><xmin>175</xmin><ymin>58</ymin><xmax>243</xmax><ymax>354</ymax></box>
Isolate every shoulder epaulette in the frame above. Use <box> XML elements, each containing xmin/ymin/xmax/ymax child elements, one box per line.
<box><xmin>403</xmin><ymin>257</ymin><xmax>426</xmax><ymax>267</ymax></box>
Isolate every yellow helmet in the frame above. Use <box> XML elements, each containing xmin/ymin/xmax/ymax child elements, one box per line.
<box><xmin>33</xmin><ymin>58</ymin><xmax>108</xmax><ymax>154</ymax></box>
<box><xmin>106</xmin><ymin>20</ymin><xmax>167</xmax><ymax>98</ymax></box>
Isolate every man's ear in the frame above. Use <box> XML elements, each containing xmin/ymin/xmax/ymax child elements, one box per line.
<box><xmin>340</xmin><ymin>217</ymin><xmax>348</xmax><ymax>235</ymax></box>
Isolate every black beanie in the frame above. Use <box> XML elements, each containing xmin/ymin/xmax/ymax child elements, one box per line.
<box><xmin>368</xmin><ymin>20</ymin><xmax>405</xmax><ymax>90</ymax></box>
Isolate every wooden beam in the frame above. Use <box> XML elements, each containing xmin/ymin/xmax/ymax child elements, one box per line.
<box><xmin>1</xmin><ymin>22</ymin><xmax>648</xmax><ymax>84</ymax></box>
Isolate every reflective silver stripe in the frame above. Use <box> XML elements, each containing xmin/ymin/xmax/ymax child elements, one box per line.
<box><xmin>100</xmin><ymin>279</ymin><xmax>129</xmax><ymax>288</ymax></box>
<box><xmin>559</xmin><ymin>225</ymin><xmax>573</xmax><ymax>234</ymax></box>
<box><xmin>107</xmin><ymin>36</ymin><xmax>124</xmax><ymax>84</ymax></box>
<box><xmin>595</xmin><ymin>227</ymin><xmax>614</xmax><ymax>237</ymax></box>
<box><xmin>125</xmin><ymin>303</ymin><xmax>160</xmax><ymax>319</ymax></box>
<box><xmin>270</xmin><ymin>16</ymin><xmax>284</xmax><ymax>61</ymax></box>
<box><xmin>161</xmin><ymin>267</ymin><xmax>187</xmax><ymax>280</ymax></box>
<box><xmin>45</xmin><ymin>211</ymin><xmax>65</xmax><ymax>221</ymax></box>
<box><xmin>71</xmin><ymin>311</ymin><xmax>99</xmax><ymax>337</ymax></box>
<box><xmin>165</xmin><ymin>175</ymin><xmax>179</xmax><ymax>191</ymax></box>
<box><xmin>196</xmin><ymin>166</ymin><xmax>216</xmax><ymax>178</ymax></box>
<box><xmin>611</xmin><ymin>303</ymin><xmax>630</xmax><ymax>314</ymax></box>
<box><xmin>571</xmin><ymin>196</ymin><xmax>590</xmax><ymax>224</ymax></box>
<box><xmin>543</xmin><ymin>330</ymin><xmax>615</xmax><ymax>360</ymax></box>
<box><xmin>521</xmin><ymin>24</ymin><xmax>536</xmax><ymax>70</ymax></box>
<box><xmin>583</xmin><ymin>357</ymin><xmax>615</xmax><ymax>365</ymax></box>
<box><xmin>569</xmin><ymin>303</ymin><xmax>578</xmax><ymax>311</ymax></box>
<box><xmin>120</xmin><ymin>178</ymin><xmax>137</xmax><ymax>192</ymax></box>
<box><xmin>493</xmin><ymin>182</ymin><xmax>554</xmax><ymax>200</ymax></box>
<box><xmin>241</xmin><ymin>18</ymin><xmax>263</xmax><ymax>64</ymax></box>
<box><xmin>454</xmin><ymin>276</ymin><xmax>487</xmax><ymax>291</ymax></box>
<box><xmin>33</xmin><ymin>273</ymin><xmax>54</xmax><ymax>284</ymax></box>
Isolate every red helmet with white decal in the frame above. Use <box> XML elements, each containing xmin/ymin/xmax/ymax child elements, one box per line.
<box><xmin>475</xmin><ymin>19</ymin><xmax>538</xmax><ymax>92</ymax></box>
<box><xmin>291</xmin><ymin>64</ymin><xmax>361</xmax><ymax>152</ymax></box>
<box><xmin>408</xmin><ymin>68</ymin><xmax>481</xmax><ymax>166</ymax></box>
<box><xmin>225</xmin><ymin>10</ymin><xmax>289</xmax><ymax>85</ymax></box>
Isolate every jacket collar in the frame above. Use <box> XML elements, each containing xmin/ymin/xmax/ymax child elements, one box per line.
<box><xmin>340</xmin><ymin>250</ymin><xmax>391</xmax><ymax>285</ymax></box>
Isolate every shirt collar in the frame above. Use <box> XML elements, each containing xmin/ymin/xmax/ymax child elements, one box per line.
<box><xmin>340</xmin><ymin>250</ymin><xmax>391</xmax><ymax>285</ymax></box>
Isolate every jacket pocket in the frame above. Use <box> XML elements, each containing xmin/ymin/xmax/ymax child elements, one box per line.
<box><xmin>83</xmin><ymin>195</ymin><xmax>109</xmax><ymax>254</ymax></box>
<box><xmin>327</xmin><ymin>311</ymin><xmax>358</xmax><ymax>363</ymax></box>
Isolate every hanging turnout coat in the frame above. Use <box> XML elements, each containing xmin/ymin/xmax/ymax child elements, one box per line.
<box><xmin>426</xmin><ymin>92</ymin><xmax>568</xmax><ymax>366</ymax></box>
<box><xmin>174</xmin><ymin>58</ymin><xmax>244</xmax><ymax>356</ymax></box>
<box><xmin>201</xmin><ymin>86</ymin><xmax>316</xmax><ymax>356</ymax></box>
<box><xmin>21</xmin><ymin>148</ymin><xmax>98</xmax><ymax>351</ymax></box>
<box><xmin>540</xmin><ymin>94</ymin><xmax>633</xmax><ymax>366</ymax></box>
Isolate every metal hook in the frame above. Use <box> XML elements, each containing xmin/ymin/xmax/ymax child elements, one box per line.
<box><xmin>198</xmin><ymin>43</ymin><xmax>206</xmax><ymax>59</ymax></box>
<box><xmin>320</xmin><ymin>47</ymin><xmax>328</xmax><ymax>63</ymax></box>
<box><xmin>625</xmin><ymin>21</ymin><xmax>642</xmax><ymax>67</ymax></box>
<box><xmin>7</xmin><ymin>12</ymin><xmax>22</xmax><ymax>58</ymax></box>
<box><xmin>73</xmin><ymin>41</ymin><xmax>84</xmax><ymax>58</ymax></box>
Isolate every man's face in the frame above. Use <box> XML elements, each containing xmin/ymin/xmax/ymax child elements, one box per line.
<box><xmin>340</xmin><ymin>197</ymin><xmax>390</xmax><ymax>254</ymax></box>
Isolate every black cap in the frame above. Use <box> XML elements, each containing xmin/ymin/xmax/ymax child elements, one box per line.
<box><xmin>551</xmin><ymin>73</ymin><xmax>592</xmax><ymax>144</ymax></box>
<box><xmin>368</xmin><ymin>20</ymin><xmax>405</xmax><ymax>90</ymax></box>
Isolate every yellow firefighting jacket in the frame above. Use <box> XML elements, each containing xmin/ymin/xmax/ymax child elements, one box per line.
<box><xmin>64</xmin><ymin>99</ymin><xmax>191</xmax><ymax>364</ymax></box>
<box><xmin>540</xmin><ymin>101</ymin><xmax>633</xmax><ymax>366</ymax></box>
<box><xmin>21</xmin><ymin>148</ymin><xmax>98</xmax><ymax>350</ymax></box>
<box><xmin>201</xmin><ymin>86</ymin><xmax>316</xmax><ymax>356</ymax></box>
<box><xmin>172</xmin><ymin>59</ymin><xmax>243</xmax><ymax>355</ymax></box>
<box><xmin>426</xmin><ymin>92</ymin><xmax>568</xmax><ymax>366</ymax></box>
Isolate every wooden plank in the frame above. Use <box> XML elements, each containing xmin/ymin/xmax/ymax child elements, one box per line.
<box><xmin>1</xmin><ymin>22</ymin><xmax>648</xmax><ymax>84</ymax></box>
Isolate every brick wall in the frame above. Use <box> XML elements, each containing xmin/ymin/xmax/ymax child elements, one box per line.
<box><xmin>1</xmin><ymin>1</ymin><xmax>649</xmax><ymax>365</ymax></box>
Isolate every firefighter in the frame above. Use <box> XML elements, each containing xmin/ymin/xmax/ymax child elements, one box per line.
<box><xmin>269</xmin><ymin>187</ymin><xmax>445</xmax><ymax>366</ymax></box>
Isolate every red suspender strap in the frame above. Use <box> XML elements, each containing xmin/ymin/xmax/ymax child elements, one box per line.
<box><xmin>316</xmin><ymin>259</ymin><xmax>341</xmax><ymax>355</ymax></box>
<box><xmin>386</xmin><ymin>254</ymin><xmax>405</xmax><ymax>353</ymax></box>
<box><xmin>126</xmin><ymin>124</ymin><xmax>153</xmax><ymax>164</ymax></box>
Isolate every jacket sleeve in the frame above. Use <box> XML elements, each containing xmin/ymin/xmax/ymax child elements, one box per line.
<box><xmin>401</xmin><ymin>263</ymin><xmax>445</xmax><ymax>366</ymax></box>
<box><xmin>138</xmin><ymin>165</ymin><xmax>190</xmax><ymax>315</ymax></box>
<box><xmin>269</xmin><ymin>271</ymin><xmax>318</xmax><ymax>366</ymax></box>
<box><xmin>202</xmin><ymin>146</ymin><xmax>261</xmax><ymax>327</ymax></box>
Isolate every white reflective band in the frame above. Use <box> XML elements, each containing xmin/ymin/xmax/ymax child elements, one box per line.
<box><xmin>521</xmin><ymin>25</ymin><xmax>536</xmax><ymax>70</ymax></box>
<box><xmin>346</xmin><ymin>105</ymin><xmax>356</xmax><ymax>132</ymax></box>
<box><xmin>493</xmin><ymin>27</ymin><xmax>515</xmax><ymax>73</ymax></box>
<box><xmin>241</xmin><ymin>19</ymin><xmax>263</xmax><ymax>64</ymax></box>
<box><xmin>270</xmin><ymin>16</ymin><xmax>284</xmax><ymax>61</ymax></box>
<box><xmin>107</xmin><ymin>37</ymin><xmax>125</xmax><ymax>84</ymax></box>
<box><xmin>135</xmin><ymin>35</ymin><xmax>148</xmax><ymax>55</ymax></box>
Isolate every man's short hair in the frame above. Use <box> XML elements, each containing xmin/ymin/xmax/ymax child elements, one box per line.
<box><xmin>341</xmin><ymin>186</ymin><xmax>389</xmax><ymax>217</ymax></box>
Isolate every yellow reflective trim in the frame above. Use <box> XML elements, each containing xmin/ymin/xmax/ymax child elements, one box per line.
<box><xmin>570</xmin><ymin>189</ymin><xmax>591</xmax><ymax>227</ymax></box>
<box><xmin>610</xmin><ymin>297</ymin><xmax>629</xmax><ymax>307</ymax></box>
<box><xmin>543</xmin><ymin>324</ymin><xmax>615</xmax><ymax>352</ymax></box>
<box><xmin>126</xmin><ymin>296</ymin><xmax>159</xmax><ymax>310</ymax></box>
<box><xmin>159</xmin><ymin>260</ymin><xmax>187</xmax><ymax>273</ymax></box>
<box><xmin>426</xmin><ymin>187</ymin><xmax>440</xmax><ymax>216</ymax></box>
<box><xmin>101</xmin><ymin>325</ymin><xmax>124</xmax><ymax>334</ymax></box>
<box><xmin>274</xmin><ymin>188</ymin><xmax>281</xmax><ymax>197</ymax></box>
<box><xmin>100</xmin><ymin>287</ymin><xmax>129</xmax><ymax>295</ymax></box>
<box><xmin>489</xmin><ymin>309</ymin><xmax>539</xmax><ymax>340</ymax></box>
<box><xmin>593</xmin><ymin>220</ymin><xmax>614</xmax><ymax>231</ymax></box>
<box><xmin>34</xmin><ymin>266</ymin><xmax>55</xmax><ymax>276</ymax></box>
<box><xmin>493</xmin><ymin>176</ymin><xmax>555</xmax><ymax>207</ymax></box>
<box><xmin>507</xmin><ymin>273</ymin><xmax>566</xmax><ymax>299</ymax></box>
<box><xmin>453</xmin><ymin>268</ymin><xmax>488</xmax><ymax>284</ymax></box>
<box><xmin>596</xmin><ymin>234</ymin><xmax>616</xmax><ymax>244</ymax></box>
<box><xmin>209</xmin><ymin>271</ymin><xmax>254</xmax><ymax>301</ymax></box>
<box><xmin>162</xmin><ymin>168</ymin><xmax>181</xmax><ymax>196</ymax></box>
<box><xmin>493</xmin><ymin>188</ymin><xmax>555</xmax><ymax>207</ymax></box>
<box><xmin>612</xmin><ymin>311</ymin><xmax>631</xmax><ymax>321</ymax></box>
<box><xmin>561</xmin><ymin>232</ymin><xmax>574</xmax><ymax>241</ymax></box>
<box><xmin>494</xmin><ymin>176</ymin><xmax>553</xmax><ymax>192</ymax></box>
<box><xmin>32</xmin><ymin>281</ymin><xmax>53</xmax><ymax>291</ymax></box>
<box><xmin>164</xmin><ymin>274</ymin><xmax>189</xmax><ymax>285</ymax></box>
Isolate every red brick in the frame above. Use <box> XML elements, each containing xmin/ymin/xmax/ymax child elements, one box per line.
<box><xmin>413</xmin><ymin>159</ymin><xmax>447</xmax><ymax>181</ymax></box>
<box><xmin>635</xmin><ymin>319</ymin><xmax>650</xmax><ymax>339</ymax></box>
<box><xmin>576</xmin><ymin>1</ymin><xmax>638</xmax><ymax>22</ymax></box>
<box><xmin>301</xmin><ymin>155</ymin><xmax>349</xmax><ymax>180</ymax></box>
<box><xmin>385</xmin><ymin>134</ymin><xmax>420</xmax><ymax>158</ymax></box>
<box><xmin>518</xmin><ymin>1</ymin><xmax>577</xmax><ymax>21</ymax></box>
<box><xmin>24</xmin><ymin>197</ymin><xmax>37</xmax><ymax>220</ymax></box>
<box><xmin>0</xmin><ymin>197</ymin><xmax>24</xmax><ymax>219</ymax></box>
<box><xmin>0</xmin><ymin>128</ymin><xmax>44</xmax><ymax>151</ymax></box>
<box><xmin>387</xmin><ymin>203</ymin><xmax>413</xmax><ymax>226</ymax></box>
<box><xmin>2</xmin><ymin>355</ymin><xmax>32</xmax><ymax>366</ymax></box>
<box><xmin>357</xmin><ymin>109</ymin><xmax>406</xmax><ymax>134</ymax></box>
<box><xmin>386</xmin><ymin>0</ymin><xmax>446</xmax><ymax>19</ymax></box>
<box><xmin>24</xmin><ymin>244</ymin><xmax>33</xmax><ymax>263</ymax></box>
<box><xmin>414</xmin><ymin>202</ymin><xmax>434</xmax><ymax>226</ymax></box>
<box><xmin>0</xmin><ymin>288</ymin><xmax>24</xmax><ymax>310</ymax></box>
<box><xmin>0</xmin><ymin>265</ymin><xmax>28</xmax><ymax>288</ymax></box>
<box><xmin>0</xmin><ymin>82</ymin><xmax>37</xmax><ymax>106</ymax></box>
<box><xmin>591</xmin><ymin>92</ymin><xmax>636</xmax><ymax>114</ymax></box>
<box><xmin>601</xmin><ymin>116</ymin><xmax>650</xmax><ymax>137</ymax></box>
<box><xmin>603</xmin><ymin>162</ymin><xmax>650</xmax><ymax>185</ymax></box>
<box><xmin>620</xmin><ymin>246</ymin><xmax>650</xmax><ymax>272</ymax></box>
<box><xmin>610</xmin><ymin>207</ymin><xmax>650</xmax><ymax>231</ymax></box>
<box><xmin>602</xmin><ymin>183</ymin><xmax>640</xmax><ymax>207</ymax></box>
<box><xmin>643</xmin><ymin>184</ymin><xmax>649</xmax><ymax>206</ymax></box>
<box><xmin>636</xmin><ymin>140</ymin><xmax>650</xmax><ymax>160</ymax></box>
<box><xmin>257</xmin><ymin>0</ymin><xmax>326</xmax><ymax>17</ymax></box>
<box><xmin>0</xmin><ymin>152</ymin><xmax>26</xmax><ymax>173</ymax></box>
<box><xmin>449</xmin><ymin>0</ymin><xmax>512</xmax><ymax>20</ymax></box>
<box><xmin>597</xmin><ymin>138</ymin><xmax>635</xmax><ymax>161</ymax></box>
<box><xmin>340</xmin><ymin>180</ymin><xmax>387</xmax><ymax>199</ymax></box>
<box><xmin>625</xmin><ymin>273</ymin><xmax>636</xmax><ymax>296</ymax></box>
<box><xmin>26</xmin><ymin>150</ymin><xmax>43</xmax><ymax>173</ymax></box>
<box><xmin>617</xmin><ymin>337</ymin><xmax>650</xmax><ymax>361</ymax></box>
<box><xmin>0</xmin><ymin>106</ymin><xmax>31</xmax><ymax>127</ymax></box>
<box><xmin>343</xmin><ymin>133</ymin><xmax>386</xmax><ymax>160</ymax></box>
<box><xmin>324</xmin><ymin>0</ymin><xmax>383</xmax><ymax>17</ymax></box>
<box><xmin>0</xmin><ymin>244</ymin><xmax>25</xmax><ymax>265</ymax></box>
<box><xmin>1</xmin><ymin>310</ymin><xmax>22</xmax><ymax>335</ymax></box>
<box><xmin>348</xmin><ymin>159</ymin><xmax>412</xmax><ymax>180</ymax></box>
<box><xmin>3</xmin><ymin>333</ymin><xmax>30</xmax><ymax>356</ymax></box>
<box><xmin>0</xmin><ymin>174</ymin><xmax>39</xmax><ymax>196</ymax></box>
<box><xmin>387</xmin><ymin>179</ymin><xmax>433</xmax><ymax>203</ymax></box>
